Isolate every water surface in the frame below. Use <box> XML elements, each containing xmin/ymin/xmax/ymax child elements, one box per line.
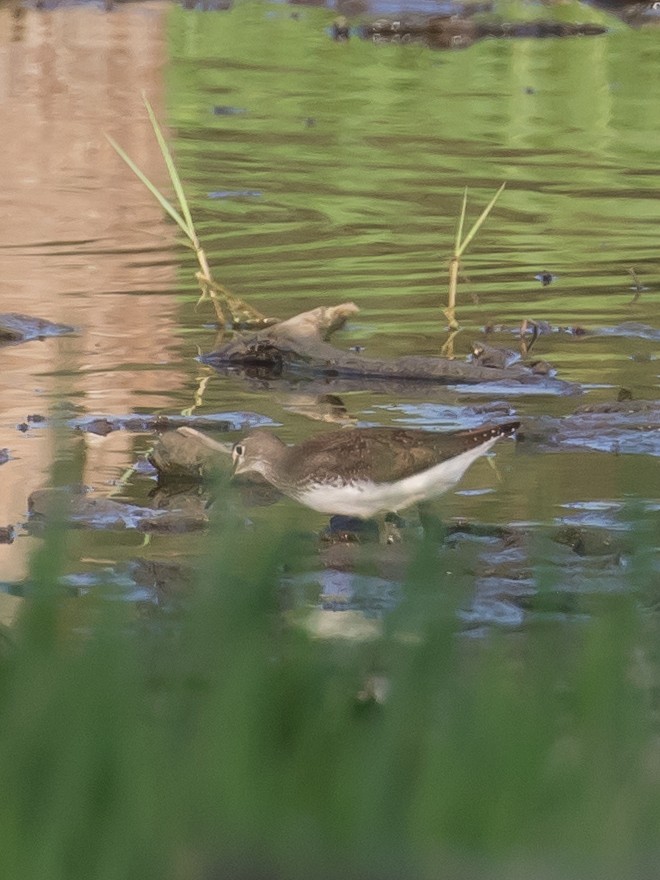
<box><xmin>0</xmin><ymin>0</ymin><xmax>658</xmax><ymax>618</ymax></box>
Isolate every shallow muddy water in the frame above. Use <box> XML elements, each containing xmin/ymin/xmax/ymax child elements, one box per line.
<box><xmin>0</xmin><ymin>0</ymin><xmax>658</xmax><ymax>623</ymax></box>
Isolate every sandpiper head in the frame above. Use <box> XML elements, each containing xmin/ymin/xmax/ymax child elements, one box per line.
<box><xmin>231</xmin><ymin>430</ymin><xmax>287</xmax><ymax>479</ymax></box>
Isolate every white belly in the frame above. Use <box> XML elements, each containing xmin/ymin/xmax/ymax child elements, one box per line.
<box><xmin>294</xmin><ymin>436</ymin><xmax>500</xmax><ymax>517</ymax></box>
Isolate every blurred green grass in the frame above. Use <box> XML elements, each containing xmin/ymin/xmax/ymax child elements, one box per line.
<box><xmin>0</xmin><ymin>503</ymin><xmax>658</xmax><ymax>880</ymax></box>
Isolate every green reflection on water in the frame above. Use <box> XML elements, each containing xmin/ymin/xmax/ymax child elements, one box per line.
<box><xmin>163</xmin><ymin>2</ymin><xmax>659</xmax><ymax>522</ymax></box>
<box><xmin>166</xmin><ymin>3</ymin><xmax>659</xmax><ymax>311</ymax></box>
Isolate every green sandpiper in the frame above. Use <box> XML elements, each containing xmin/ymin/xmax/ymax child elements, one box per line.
<box><xmin>232</xmin><ymin>421</ymin><xmax>519</xmax><ymax>520</ymax></box>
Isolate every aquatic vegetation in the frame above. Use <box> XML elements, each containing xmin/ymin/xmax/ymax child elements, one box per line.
<box><xmin>1</xmin><ymin>498</ymin><xmax>658</xmax><ymax>880</ymax></box>
<box><xmin>444</xmin><ymin>183</ymin><xmax>506</xmax><ymax>335</ymax></box>
<box><xmin>107</xmin><ymin>96</ymin><xmax>274</xmax><ymax>331</ymax></box>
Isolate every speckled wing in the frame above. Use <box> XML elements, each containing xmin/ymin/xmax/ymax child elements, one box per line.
<box><xmin>286</xmin><ymin>423</ymin><xmax>518</xmax><ymax>486</ymax></box>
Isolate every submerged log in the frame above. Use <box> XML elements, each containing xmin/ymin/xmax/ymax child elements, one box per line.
<box><xmin>200</xmin><ymin>303</ymin><xmax>578</xmax><ymax>394</ymax></box>
<box><xmin>359</xmin><ymin>16</ymin><xmax>607</xmax><ymax>49</ymax></box>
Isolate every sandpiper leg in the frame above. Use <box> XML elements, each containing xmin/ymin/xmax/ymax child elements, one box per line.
<box><xmin>376</xmin><ymin>513</ymin><xmax>404</xmax><ymax>545</ymax></box>
<box><xmin>417</xmin><ymin>502</ymin><xmax>445</xmax><ymax>541</ymax></box>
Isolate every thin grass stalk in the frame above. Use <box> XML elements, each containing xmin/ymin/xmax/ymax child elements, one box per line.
<box><xmin>439</xmin><ymin>327</ymin><xmax>460</xmax><ymax>358</ymax></box>
<box><xmin>444</xmin><ymin>188</ymin><xmax>468</xmax><ymax>332</ymax></box>
<box><xmin>142</xmin><ymin>93</ymin><xmax>196</xmax><ymax>239</ymax></box>
<box><xmin>445</xmin><ymin>258</ymin><xmax>461</xmax><ymax>332</ymax></box>
<box><xmin>105</xmin><ymin>134</ymin><xmax>190</xmax><ymax>237</ymax></box>
<box><xmin>106</xmin><ymin>96</ymin><xmax>274</xmax><ymax>329</ymax></box>
<box><xmin>443</xmin><ymin>182</ymin><xmax>506</xmax><ymax>333</ymax></box>
<box><xmin>141</xmin><ymin>96</ymin><xmax>233</xmax><ymax>325</ymax></box>
<box><xmin>456</xmin><ymin>181</ymin><xmax>506</xmax><ymax>259</ymax></box>
<box><xmin>453</xmin><ymin>186</ymin><xmax>468</xmax><ymax>264</ymax></box>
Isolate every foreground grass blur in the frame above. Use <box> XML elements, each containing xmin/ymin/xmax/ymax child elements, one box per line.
<box><xmin>0</xmin><ymin>501</ymin><xmax>658</xmax><ymax>880</ymax></box>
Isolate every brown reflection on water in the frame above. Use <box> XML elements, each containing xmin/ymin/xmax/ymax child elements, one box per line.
<box><xmin>0</xmin><ymin>1</ymin><xmax>180</xmax><ymax>580</ymax></box>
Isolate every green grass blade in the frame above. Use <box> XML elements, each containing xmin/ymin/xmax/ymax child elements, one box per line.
<box><xmin>105</xmin><ymin>133</ymin><xmax>191</xmax><ymax>240</ymax></box>
<box><xmin>454</xmin><ymin>186</ymin><xmax>468</xmax><ymax>256</ymax></box>
<box><xmin>142</xmin><ymin>93</ymin><xmax>196</xmax><ymax>243</ymax></box>
<box><xmin>456</xmin><ymin>182</ymin><xmax>506</xmax><ymax>258</ymax></box>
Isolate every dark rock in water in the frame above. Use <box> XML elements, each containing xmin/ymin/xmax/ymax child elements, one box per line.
<box><xmin>81</xmin><ymin>418</ymin><xmax>115</xmax><ymax>437</ymax></box>
<box><xmin>481</xmin><ymin>320</ymin><xmax>658</xmax><ymax>341</ymax></box>
<box><xmin>27</xmin><ymin>485</ymin><xmax>209</xmax><ymax>534</ymax></box>
<box><xmin>323</xmin><ymin>515</ymin><xmax>379</xmax><ymax>543</ymax></box>
<box><xmin>592</xmin><ymin>322</ymin><xmax>660</xmax><ymax>341</ymax></box>
<box><xmin>535</xmin><ymin>270</ymin><xmax>556</xmax><ymax>286</ymax></box>
<box><xmin>587</xmin><ymin>0</ymin><xmax>660</xmax><ymax>26</ymax></box>
<box><xmin>131</xmin><ymin>558</ymin><xmax>196</xmax><ymax>607</ymax></box>
<box><xmin>525</xmin><ymin>399</ymin><xmax>660</xmax><ymax>456</ymax></box>
<box><xmin>529</xmin><ymin>360</ymin><xmax>555</xmax><ymax>376</ymax></box>
<box><xmin>212</xmin><ymin>105</ymin><xmax>246</xmax><ymax>116</ymax></box>
<box><xmin>208</xmin><ymin>190</ymin><xmax>262</xmax><ymax>199</ymax></box>
<box><xmin>574</xmin><ymin>399</ymin><xmax>660</xmax><ymax>416</ymax></box>
<box><xmin>0</xmin><ymin>313</ymin><xmax>74</xmax><ymax>345</ymax></box>
<box><xmin>360</xmin><ymin>16</ymin><xmax>607</xmax><ymax>49</ymax></box>
<box><xmin>553</xmin><ymin>525</ymin><xmax>629</xmax><ymax>559</ymax></box>
<box><xmin>70</xmin><ymin>412</ymin><xmax>267</xmax><ymax>437</ymax></box>
<box><xmin>149</xmin><ymin>428</ymin><xmax>232</xmax><ymax>482</ymax></box>
<box><xmin>183</xmin><ymin>0</ymin><xmax>232</xmax><ymax>10</ymax></box>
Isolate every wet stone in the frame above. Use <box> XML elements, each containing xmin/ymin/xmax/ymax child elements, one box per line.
<box><xmin>0</xmin><ymin>313</ymin><xmax>74</xmax><ymax>344</ymax></box>
<box><xmin>0</xmin><ymin>526</ymin><xmax>15</xmax><ymax>544</ymax></box>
